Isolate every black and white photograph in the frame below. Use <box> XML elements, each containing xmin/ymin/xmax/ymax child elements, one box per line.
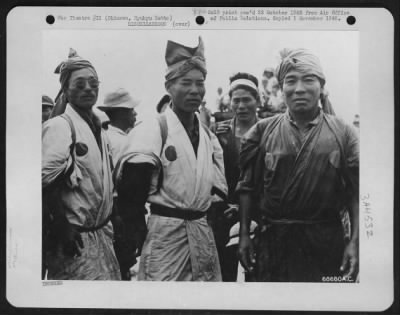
<box><xmin>40</xmin><ymin>29</ymin><xmax>360</xmax><ymax>283</ymax></box>
<box><xmin>6</xmin><ymin>6</ymin><xmax>394</xmax><ymax>311</ymax></box>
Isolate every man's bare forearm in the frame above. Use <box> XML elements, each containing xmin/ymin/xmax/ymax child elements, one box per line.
<box><xmin>239</xmin><ymin>192</ymin><xmax>253</xmax><ymax>236</ymax></box>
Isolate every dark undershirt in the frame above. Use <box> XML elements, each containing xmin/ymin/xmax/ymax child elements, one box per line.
<box><xmin>183</xmin><ymin>115</ymin><xmax>200</xmax><ymax>156</ymax></box>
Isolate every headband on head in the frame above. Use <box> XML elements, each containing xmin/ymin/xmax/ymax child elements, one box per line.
<box><xmin>165</xmin><ymin>37</ymin><xmax>207</xmax><ymax>82</ymax></box>
<box><xmin>229</xmin><ymin>78</ymin><xmax>258</xmax><ymax>93</ymax></box>
<box><xmin>276</xmin><ymin>48</ymin><xmax>335</xmax><ymax>115</ymax></box>
<box><xmin>54</xmin><ymin>48</ymin><xmax>98</xmax><ymax>102</ymax></box>
<box><xmin>275</xmin><ymin>48</ymin><xmax>326</xmax><ymax>87</ymax></box>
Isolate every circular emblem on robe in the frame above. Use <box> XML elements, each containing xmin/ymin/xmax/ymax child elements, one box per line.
<box><xmin>75</xmin><ymin>142</ymin><xmax>88</xmax><ymax>156</ymax></box>
<box><xmin>165</xmin><ymin>145</ymin><xmax>177</xmax><ymax>161</ymax></box>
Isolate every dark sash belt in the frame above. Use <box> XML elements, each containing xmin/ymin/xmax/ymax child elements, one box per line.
<box><xmin>150</xmin><ymin>204</ymin><xmax>206</xmax><ymax>221</ymax></box>
<box><xmin>73</xmin><ymin>213</ymin><xmax>113</xmax><ymax>233</ymax></box>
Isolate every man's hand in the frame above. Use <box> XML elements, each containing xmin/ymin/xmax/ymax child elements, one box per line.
<box><xmin>340</xmin><ymin>239</ymin><xmax>359</xmax><ymax>279</ymax></box>
<box><xmin>113</xmin><ymin>236</ymin><xmax>137</xmax><ymax>273</ymax></box>
<box><xmin>215</xmin><ymin>121</ymin><xmax>231</xmax><ymax>135</ymax></box>
<box><xmin>223</xmin><ymin>204</ymin><xmax>239</xmax><ymax>221</ymax></box>
<box><xmin>62</xmin><ymin>225</ymin><xmax>84</xmax><ymax>257</ymax></box>
<box><xmin>238</xmin><ymin>233</ymin><xmax>256</xmax><ymax>274</ymax></box>
<box><xmin>133</xmin><ymin>227</ymin><xmax>147</xmax><ymax>257</ymax></box>
<box><xmin>52</xmin><ymin>216</ymin><xmax>84</xmax><ymax>257</ymax></box>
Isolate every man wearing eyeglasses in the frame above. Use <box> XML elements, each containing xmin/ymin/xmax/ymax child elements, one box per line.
<box><xmin>42</xmin><ymin>49</ymin><xmax>121</xmax><ymax>280</ymax></box>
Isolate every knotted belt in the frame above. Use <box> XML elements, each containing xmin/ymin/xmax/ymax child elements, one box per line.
<box><xmin>72</xmin><ymin>213</ymin><xmax>113</xmax><ymax>233</ymax></box>
<box><xmin>150</xmin><ymin>203</ymin><xmax>206</xmax><ymax>221</ymax></box>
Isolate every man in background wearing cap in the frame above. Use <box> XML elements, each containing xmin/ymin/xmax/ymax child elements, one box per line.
<box><xmin>115</xmin><ymin>37</ymin><xmax>227</xmax><ymax>281</ymax></box>
<box><xmin>97</xmin><ymin>88</ymin><xmax>139</xmax><ymax>280</ymax></box>
<box><xmin>98</xmin><ymin>88</ymin><xmax>138</xmax><ymax>164</ymax></box>
<box><xmin>42</xmin><ymin>95</ymin><xmax>55</xmax><ymax>123</ymax></box>
<box><xmin>42</xmin><ymin>49</ymin><xmax>120</xmax><ymax>280</ymax></box>
<box><xmin>237</xmin><ymin>48</ymin><xmax>359</xmax><ymax>282</ymax></box>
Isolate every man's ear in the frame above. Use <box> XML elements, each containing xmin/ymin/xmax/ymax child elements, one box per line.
<box><xmin>320</xmin><ymin>86</ymin><xmax>327</xmax><ymax>99</ymax></box>
<box><xmin>164</xmin><ymin>81</ymin><xmax>171</xmax><ymax>93</ymax></box>
<box><xmin>63</xmin><ymin>90</ymin><xmax>69</xmax><ymax>103</ymax></box>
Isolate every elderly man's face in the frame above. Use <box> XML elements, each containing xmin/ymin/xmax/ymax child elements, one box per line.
<box><xmin>167</xmin><ymin>69</ymin><xmax>205</xmax><ymax>114</ymax></box>
<box><xmin>109</xmin><ymin>108</ymin><xmax>137</xmax><ymax>132</ymax></box>
<box><xmin>66</xmin><ymin>68</ymin><xmax>99</xmax><ymax>110</ymax></box>
<box><xmin>282</xmin><ymin>70</ymin><xmax>321</xmax><ymax>115</ymax></box>
<box><xmin>126</xmin><ymin>108</ymin><xmax>137</xmax><ymax>129</ymax></box>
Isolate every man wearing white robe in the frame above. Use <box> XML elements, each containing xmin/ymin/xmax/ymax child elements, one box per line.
<box><xmin>97</xmin><ymin>88</ymin><xmax>139</xmax><ymax>165</ymax></box>
<box><xmin>42</xmin><ymin>49</ymin><xmax>120</xmax><ymax>280</ymax></box>
<box><xmin>116</xmin><ymin>37</ymin><xmax>227</xmax><ymax>281</ymax></box>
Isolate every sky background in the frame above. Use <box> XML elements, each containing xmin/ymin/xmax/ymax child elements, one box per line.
<box><xmin>42</xmin><ymin>30</ymin><xmax>358</xmax><ymax>124</ymax></box>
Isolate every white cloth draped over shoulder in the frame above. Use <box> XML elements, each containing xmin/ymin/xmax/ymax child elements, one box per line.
<box><xmin>115</xmin><ymin>106</ymin><xmax>227</xmax><ymax>281</ymax></box>
<box><xmin>42</xmin><ymin>105</ymin><xmax>120</xmax><ymax>280</ymax></box>
<box><xmin>105</xmin><ymin>124</ymin><xmax>128</xmax><ymax>166</ymax></box>
<box><xmin>115</xmin><ymin>106</ymin><xmax>227</xmax><ymax>210</ymax></box>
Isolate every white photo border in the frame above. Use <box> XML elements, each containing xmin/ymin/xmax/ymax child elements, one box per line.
<box><xmin>6</xmin><ymin>6</ymin><xmax>395</xmax><ymax>311</ymax></box>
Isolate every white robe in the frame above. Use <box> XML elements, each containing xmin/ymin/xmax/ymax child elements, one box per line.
<box><xmin>117</xmin><ymin>107</ymin><xmax>227</xmax><ymax>281</ymax></box>
<box><xmin>42</xmin><ymin>105</ymin><xmax>120</xmax><ymax>280</ymax></box>
<box><xmin>105</xmin><ymin>124</ymin><xmax>127</xmax><ymax>166</ymax></box>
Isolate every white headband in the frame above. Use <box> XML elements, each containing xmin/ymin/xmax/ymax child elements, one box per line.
<box><xmin>229</xmin><ymin>78</ymin><xmax>258</xmax><ymax>93</ymax></box>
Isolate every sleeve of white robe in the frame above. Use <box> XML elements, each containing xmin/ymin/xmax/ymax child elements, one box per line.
<box><xmin>114</xmin><ymin>117</ymin><xmax>163</xmax><ymax>192</ymax></box>
<box><xmin>42</xmin><ymin>117</ymin><xmax>72</xmax><ymax>187</ymax></box>
<box><xmin>124</xmin><ymin>117</ymin><xmax>162</xmax><ymax>166</ymax></box>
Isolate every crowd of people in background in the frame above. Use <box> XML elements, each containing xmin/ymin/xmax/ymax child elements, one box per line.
<box><xmin>42</xmin><ymin>38</ymin><xmax>359</xmax><ymax>283</ymax></box>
